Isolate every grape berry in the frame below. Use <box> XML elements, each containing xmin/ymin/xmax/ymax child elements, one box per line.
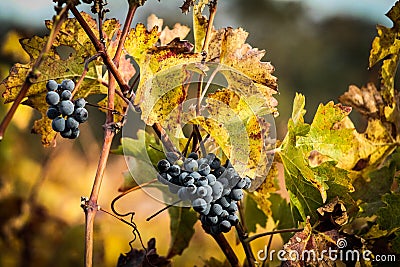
<box><xmin>157</xmin><ymin>152</ymin><xmax>251</xmax><ymax>234</ymax></box>
<box><xmin>45</xmin><ymin>79</ymin><xmax>88</xmax><ymax>139</ymax></box>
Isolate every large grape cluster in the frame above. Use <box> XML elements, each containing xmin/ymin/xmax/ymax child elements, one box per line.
<box><xmin>45</xmin><ymin>79</ymin><xmax>88</xmax><ymax>139</ymax></box>
<box><xmin>157</xmin><ymin>152</ymin><xmax>251</xmax><ymax>234</ymax></box>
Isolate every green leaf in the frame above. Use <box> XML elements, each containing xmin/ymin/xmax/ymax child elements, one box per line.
<box><xmin>201</xmin><ymin>257</ymin><xmax>230</xmax><ymax>267</ymax></box>
<box><xmin>352</xmin><ymin>160</ymin><xmax>395</xmax><ymax>204</ymax></box>
<box><xmin>112</xmin><ymin>130</ymin><xmax>165</xmax><ymax>191</ymax></box>
<box><xmin>244</xmin><ymin>195</ymin><xmax>267</xmax><ymax>233</ymax></box>
<box><xmin>269</xmin><ymin>193</ymin><xmax>298</xmax><ymax>242</ymax></box>
<box><xmin>377</xmin><ymin>193</ymin><xmax>400</xmax><ymax>232</ymax></box>
<box><xmin>167</xmin><ymin>207</ymin><xmax>198</xmax><ymax>259</ymax></box>
<box><xmin>279</xmin><ymin>94</ymin><xmax>355</xmax><ymax>222</ymax></box>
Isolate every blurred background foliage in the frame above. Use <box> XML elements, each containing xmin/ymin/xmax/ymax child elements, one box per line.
<box><xmin>0</xmin><ymin>0</ymin><xmax>395</xmax><ymax>266</ymax></box>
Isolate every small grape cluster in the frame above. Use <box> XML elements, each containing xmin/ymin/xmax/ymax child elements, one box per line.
<box><xmin>157</xmin><ymin>152</ymin><xmax>251</xmax><ymax>234</ymax></box>
<box><xmin>45</xmin><ymin>79</ymin><xmax>88</xmax><ymax>139</ymax></box>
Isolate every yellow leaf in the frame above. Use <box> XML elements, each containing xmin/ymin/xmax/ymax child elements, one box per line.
<box><xmin>0</xmin><ymin>12</ymin><xmax>133</xmax><ymax>146</ymax></box>
<box><xmin>1</xmin><ymin>31</ymin><xmax>30</xmax><ymax>63</ymax></box>
<box><xmin>193</xmin><ymin>0</ymin><xmax>210</xmax><ymax>52</ymax></box>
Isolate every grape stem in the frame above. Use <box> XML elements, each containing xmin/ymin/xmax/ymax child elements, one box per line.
<box><xmin>111</xmin><ymin>179</ymin><xmax>158</xmax><ymax>217</ymax></box>
<box><xmin>146</xmin><ymin>199</ymin><xmax>182</xmax><ymax>221</ymax></box>
<box><xmin>0</xmin><ymin>5</ymin><xmax>69</xmax><ymax>141</ymax></box>
<box><xmin>244</xmin><ymin>227</ymin><xmax>304</xmax><ymax>243</ymax></box>
<box><xmin>210</xmin><ymin>233</ymin><xmax>239</xmax><ymax>266</ymax></box>
<box><xmin>236</xmin><ymin>222</ymin><xmax>256</xmax><ymax>267</ymax></box>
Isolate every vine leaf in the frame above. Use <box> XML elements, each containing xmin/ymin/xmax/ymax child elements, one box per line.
<box><xmin>125</xmin><ymin>21</ymin><xmax>201</xmax><ymax>128</ymax></box>
<box><xmin>281</xmin><ymin>218</ymin><xmax>340</xmax><ymax>267</ymax></box>
<box><xmin>147</xmin><ymin>14</ymin><xmax>191</xmax><ymax>46</ymax></box>
<box><xmin>167</xmin><ymin>206</ymin><xmax>198</xmax><ymax>259</ymax></box>
<box><xmin>339</xmin><ymin>83</ymin><xmax>383</xmax><ymax>118</ymax></box>
<box><xmin>279</xmin><ymin>94</ymin><xmax>355</xmax><ymax>222</ymax></box>
<box><xmin>112</xmin><ymin>130</ymin><xmax>165</xmax><ymax>191</ymax></box>
<box><xmin>244</xmin><ymin>195</ymin><xmax>268</xmax><ymax>233</ymax></box>
<box><xmin>1</xmin><ymin>12</ymin><xmax>134</xmax><ymax>146</ymax></box>
<box><xmin>369</xmin><ymin>1</ymin><xmax>400</xmax><ymax>107</ymax></box>
<box><xmin>247</xmin><ymin>161</ymin><xmax>278</xmax><ymax>219</ymax></box>
<box><xmin>207</xmin><ymin>27</ymin><xmax>278</xmax><ymax>93</ymax></box>
<box><xmin>116</xmin><ymin>238</ymin><xmax>171</xmax><ymax>267</ymax></box>
<box><xmin>201</xmin><ymin>257</ymin><xmax>230</xmax><ymax>267</ymax></box>
<box><xmin>376</xmin><ymin>193</ymin><xmax>400</xmax><ymax>233</ymax></box>
<box><xmin>193</xmin><ymin>0</ymin><xmax>210</xmax><ymax>52</ymax></box>
<box><xmin>269</xmin><ymin>193</ymin><xmax>297</xmax><ymax>242</ymax></box>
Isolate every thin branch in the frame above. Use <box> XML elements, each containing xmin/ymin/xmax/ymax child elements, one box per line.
<box><xmin>0</xmin><ymin>6</ymin><xmax>69</xmax><ymax>141</ymax></box>
<box><xmin>69</xmin><ymin>6</ymin><xmax>133</xmax><ymax>97</ymax></box>
<box><xmin>75</xmin><ymin>3</ymin><xmax>140</xmax><ymax>266</ymax></box>
<box><xmin>201</xmin><ymin>0</ymin><xmax>218</xmax><ymax>56</ymax></box>
<box><xmin>146</xmin><ymin>199</ymin><xmax>182</xmax><ymax>221</ymax></box>
<box><xmin>244</xmin><ymin>227</ymin><xmax>304</xmax><ymax>243</ymax></box>
<box><xmin>152</xmin><ymin>123</ymin><xmax>178</xmax><ymax>153</ymax></box>
<box><xmin>236</xmin><ymin>222</ymin><xmax>256</xmax><ymax>267</ymax></box>
<box><xmin>111</xmin><ymin>179</ymin><xmax>157</xmax><ymax>217</ymax></box>
<box><xmin>113</xmin><ymin>3</ymin><xmax>137</xmax><ymax>64</ymax></box>
<box><xmin>210</xmin><ymin>233</ymin><xmax>239</xmax><ymax>267</ymax></box>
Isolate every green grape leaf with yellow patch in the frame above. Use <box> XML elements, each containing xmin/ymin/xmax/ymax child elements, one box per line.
<box><xmin>278</xmin><ymin>94</ymin><xmax>355</xmax><ymax>222</ymax></box>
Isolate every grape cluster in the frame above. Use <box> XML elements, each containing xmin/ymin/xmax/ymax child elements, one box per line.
<box><xmin>157</xmin><ymin>152</ymin><xmax>251</xmax><ymax>234</ymax></box>
<box><xmin>45</xmin><ymin>79</ymin><xmax>88</xmax><ymax>139</ymax></box>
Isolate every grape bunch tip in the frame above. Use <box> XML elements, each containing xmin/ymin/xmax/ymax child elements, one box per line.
<box><xmin>45</xmin><ymin>79</ymin><xmax>88</xmax><ymax>139</ymax></box>
<box><xmin>157</xmin><ymin>152</ymin><xmax>251</xmax><ymax>234</ymax></box>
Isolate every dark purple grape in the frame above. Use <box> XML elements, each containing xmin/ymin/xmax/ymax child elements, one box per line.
<box><xmin>61</xmin><ymin>79</ymin><xmax>75</xmax><ymax>91</ymax></box>
<box><xmin>196</xmin><ymin>176</ymin><xmax>208</xmax><ymax>186</ymax></box>
<box><xmin>60</xmin><ymin>129</ymin><xmax>72</xmax><ymax>138</ymax></box>
<box><xmin>192</xmin><ymin>198</ymin><xmax>207</xmax><ymax>213</ymax></box>
<box><xmin>219</xmin><ymin>220</ymin><xmax>231</xmax><ymax>233</ymax></box>
<box><xmin>206</xmin><ymin>174</ymin><xmax>216</xmax><ymax>185</ymax></box>
<box><xmin>210</xmin><ymin>157</ymin><xmax>221</xmax><ymax>169</ymax></box>
<box><xmin>52</xmin><ymin>117</ymin><xmax>65</xmax><ymax>132</ymax></box>
<box><xmin>206</xmin><ymin>216</ymin><xmax>218</xmax><ymax>225</ymax></box>
<box><xmin>214</xmin><ymin>166</ymin><xmax>226</xmax><ymax>177</ymax></box>
<box><xmin>46</xmin><ymin>91</ymin><xmax>60</xmax><ymax>106</ymax></box>
<box><xmin>61</xmin><ymin>90</ymin><xmax>72</xmax><ymax>100</ymax></box>
<box><xmin>168</xmin><ymin>165</ymin><xmax>181</xmax><ymax>177</ymax></box>
<box><xmin>235</xmin><ymin>177</ymin><xmax>246</xmax><ymax>189</ymax></box>
<box><xmin>198</xmin><ymin>163</ymin><xmax>211</xmax><ymax>176</ymax></box>
<box><xmin>182</xmin><ymin>175</ymin><xmax>195</xmax><ymax>186</ymax></box>
<box><xmin>74</xmin><ymin>107</ymin><xmax>88</xmax><ymax>123</ymax></box>
<box><xmin>230</xmin><ymin>188</ymin><xmax>244</xmax><ymax>201</ymax></box>
<box><xmin>227</xmin><ymin>214</ymin><xmax>239</xmax><ymax>225</ymax></box>
<box><xmin>184</xmin><ymin>158</ymin><xmax>198</xmax><ymax>172</ymax></box>
<box><xmin>211</xmin><ymin>203</ymin><xmax>223</xmax><ymax>216</ymax></box>
<box><xmin>227</xmin><ymin>202</ymin><xmax>238</xmax><ymax>212</ymax></box>
<box><xmin>70</xmin><ymin>128</ymin><xmax>80</xmax><ymax>139</ymax></box>
<box><xmin>188</xmin><ymin>152</ymin><xmax>199</xmax><ymax>160</ymax></box>
<box><xmin>74</xmin><ymin>98</ymin><xmax>86</xmax><ymax>108</ymax></box>
<box><xmin>243</xmin><ymin>177</ymin><xmax>252</xmax><ymax>190</ymax></box>
<box><xmin>157</xmin><ymin>159</ymin><xmax>170</xmax><ymax>173</ymax></box>
<box><xmin>218</xmin><ymin>196</ymin><xmax>230</xmax><ymax>208</ymax></box>
<box><xmin>196</xmin><ymin>186</ymin><xmax>208</xmax><ymax>198</ymax></box>
<box><xmin>59</xmin><ymin>100</ymin><xmax>74</xmax><ymax>116</ymax></box>
<box><xmin>46</xmin><ymin>107</ymin><xmax>60</xmax><ymax>119</ymax></box>
<box><xmin>46</xmin><ymin>80</ymin><xmax>58</xmax><ymax>91</ymax></box>
<box><xmin>66</xmin><ymin>117</ymin><xmax>79</xmax><ymax>129</ymax></box>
